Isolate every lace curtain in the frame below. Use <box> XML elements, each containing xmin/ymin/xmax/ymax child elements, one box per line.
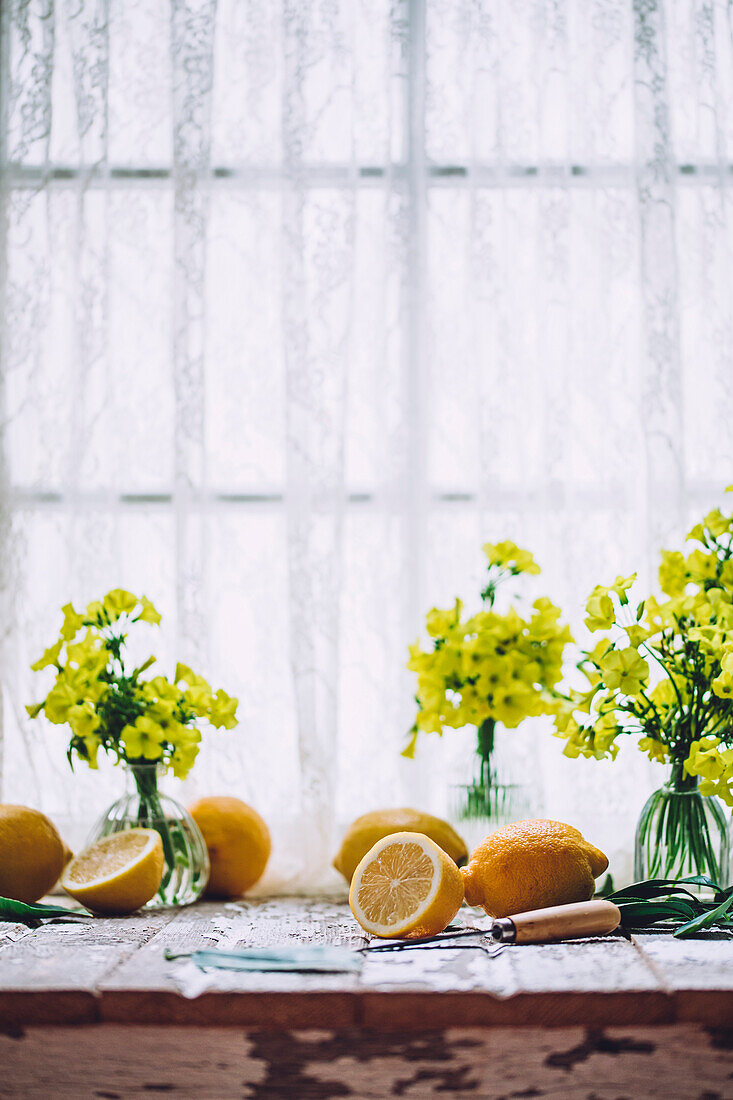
<box><xmin>1</xmin><ymin>0</ymin><xmax>732</xmax><ymax>892</ymax></box>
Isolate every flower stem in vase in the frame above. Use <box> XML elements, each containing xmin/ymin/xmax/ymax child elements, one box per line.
<box><xmin>131</xmin><ymin>764</ymin><xmax>176</xmax><ymax>898</ymax></box>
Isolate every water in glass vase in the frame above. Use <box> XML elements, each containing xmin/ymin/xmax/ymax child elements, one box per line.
<box><xmin>634</xmin><ymin>763</ymin><xmax>730</xmax><ymax>889</ymax></box>
<box><xmin>449</xmin><ymin>719</ymin><xmax>531</xmax><ymax>852</ymax></box>
<box><xmin>89</xmin><ymin>763</ymin><xmax>210</xmax><ymax>907</ymax></box>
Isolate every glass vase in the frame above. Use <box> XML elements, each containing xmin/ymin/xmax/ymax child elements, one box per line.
<box><xmin>88</xmin><ymin>763</ymin><xmax>210</xmax><ymax>908</ymax></box>
<box><xmin>449</xmin><ymin>719</ymin><xmax>531</xmax><ymax>853</ymax></box>
<box><xmin>634</xmin><ymin>762</ymin><xmax>730</xmax><ymax>888</ymax></box>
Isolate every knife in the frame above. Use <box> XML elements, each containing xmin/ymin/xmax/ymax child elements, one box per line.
<box><xmin>363</xmin><ymin>899</ymin><xmax>622</xmax><ymax>951</ymax></box>
<box><xmin>488</xmin><ymin>898</ymin><xmax>622</xmax><ymax>944</ymax></box>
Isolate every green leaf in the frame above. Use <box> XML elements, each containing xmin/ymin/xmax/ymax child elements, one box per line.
<box><xmin>0</xmin><ymin>897</ymin><xmax>90</xmax><ymax>925</ymax></box>
<box><xmin>617</xmin><ymin>899</ymin><xmax>699</xmax><ymax>928</ymax></box>
<box><xmin>608</xmin><ymin>876</ymin><xmax>721</xmax><ymax>901</ymax></box>
<box><xmin>674</xmin><ymin>891</ymin><xmax>733</xmax><ymax>938</ymax></box>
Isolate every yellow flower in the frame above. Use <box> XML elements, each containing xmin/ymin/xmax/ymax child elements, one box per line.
<box><xmin>598</xmin><ymin>647</ymin><xmax>649</xmax><ymax>696</ymax></box>
<box><xmin>658</xmin><ymin>550</ymin><xmax>687</xmax><ymax>597</ymax></box>
<box><xmin>402</xmin><ymin>728</ymin><xmax>419</xmax><ymax>759</ymax></box>
<box><xmin>649</xmin><ymin>679</ymin><xmax>677</xmax><ymax>709</ymax></box>
<box><xmin>686</xmin><ymin>548</ymin><xmax>718</xmax><ymax>583</ymax></box>
<box><xmin>85</xmin><ymin>599</ymin><xmax>106</xmax><ymax>623</ymax></box>
<box><xmin>407</xmin><ymin>641</ymin><xmax>434</xmax><ymax>672</ymax></box>
<box><xmin>609</xmin><ymin>574</ymin><xmax>636</xmax><ymax>603</ymax></box>
<box><xmin>60</xmin><ymin>602</ymin><xmax>85</xmax><ymax>641</ymax></box>
<box><xmin>67</xmin><ymin>702</ymin><xmax>100</xmax><ymax>738</ymax></box>
<box><xmin>209</xmin><ymin>689</ymin><xmax>239</xmax><ymax>729</ymax></box>
<box><xmin>169</xmin><ymin>731</ymin><xmax>202</xmax><ymax>780</ymax></box>
<box><xmin>183</xmin><ymin>684</ymin><xmax>213</xmax><ymax>717</ymax></box>
<box><xmin>684</xmin><ymin>736</ymin><xmax>726</xmax><ymax>781</ymax></box>
<box><xmin>143</xmin><ymin>676</ymin><xmax>182</xmax><ymax>704</ymax></box>
<box><xmin>174</xmin><ymin>662</ymin><xmax>211</xmax><ymax>690</ymax></box>
<box><xmin>490</xmin><ymin>684</ymin><xmax>541</xmax><ymax>728</ymax></box>
<box><xmin>584</xmin><ymin>590</ymin><xmax>614</xmax><ymax>632</ymax></box>
<box><xmin>103</xmin><ymin>589</ymin><xmax>139</xmax><ymax>619</ymax></box>
<box><xmin>43</xmin><ymin>678</ymin><xmax>80</xmax><ymax>724</ymax></box>
<box><xmin>170</xmin><ymin>745</ymin><xmax>199</xmax><ymax>779</ymax></box>
<box><xmin>587</xmin><ymin>637</ymin><xmax>613</xmax><ymax>664</ymax></box>
<box><xmin>624</xmin><ymin>623</ymin><xmax>650</xmax><ymax>648</ymax></box>
<box><xmin>712</xmin><ymin>663</ymin><xmax>733</xmax><ymax>700</ymax></box>
<box><xmin>147</xmin><ymin>700</ymin><xmax>187</xmax><ymax>744</ymax></box>
<box><xmin>639</xmin><ymin>736</ymin><xmax>668</xmax><ymax>764</ymax></box>
<box><xmin>529</xmin><ymin>598</ymin><xmax>573</xmax><ymax>642</ymax></box>
<box><xmin>25</xmin><ymin>702</ymin><xmax>44</xmax><ymax>719</ymax></box>
<box><xmin>593</xmin><ymin>712</ymin><xmax>620</xmax><ymax>757</ymax></box>
<box><xmin>703</xmin><ymin>508</ymin><xmax>731</xmax><ymax>538</ymax></box>
<box><xmin>121</xmin><ymin>716</ymin><xmax>165</xmax><ymax>760</ymax></box>
<box><xmin>415</xmin><ymin>707</ymin><xmax>444</xmax><ymax>734</ymax></box>
<box><xmin>556</xmin><ymin>716</ymin><xmax>618</xmax><ymax>761</ymax></box>
<box><xmin>80</xmin><ymin>733</ymin><xmax>102</xmax><ymax>769</ymax></box>
<box><xmin>138</xmin><ymin>596</ymin><xmax>161</xmax><ymax>625</ymax></box>
<box><xmin>66</xmin><ymin>631</ymin><xmax>108</xmax><ymax>678</ymax></box>
<box><xmin>483</xmin><ymin>540</ymin><xmax>541</xmax><ymax>575</ymax></box>
<box><xmin>31</xmin><ymin>640</ymin><xmax>63</xmax><ymax>671</ymax></box>
<box><xmin>425</xmin><ymin>601</ymin><xmax>462</xmax><ymax>639</ymax></box>
<box><xmin>686</xmin><ymin>522</ymin><xmax>706</xmax><ymax>544</ymax></box>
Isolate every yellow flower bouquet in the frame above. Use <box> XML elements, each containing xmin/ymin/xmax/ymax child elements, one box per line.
<box><xmin>406</xmin><ymin>541</ymin><xmax>573</xmax><ymax>827</ymax></box>
<box><xmin>554</xmin><ymin>493</ymin><xmax>733</xmax><ymax>885</ymax></box>
<box><xmin>28</xmin><ymin>590</ymin><xmax>239</xmax><ymax>906</ymax></box>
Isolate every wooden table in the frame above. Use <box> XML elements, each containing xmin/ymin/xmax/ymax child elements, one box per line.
<box><xmin>1</xmin><ymin>897</ymin><xmax>732</xmax><ymax>1098</ymax></box>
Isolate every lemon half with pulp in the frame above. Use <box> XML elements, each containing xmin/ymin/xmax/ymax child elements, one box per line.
<box><xmin>349</xmin><ymin>830</ymin><xmax>464</xmax><ymax>939</ymax></box>
<box><xmin>61</xmin><ymin>829</ymin><xmax>164</xmax><ymax>914</ymax></box>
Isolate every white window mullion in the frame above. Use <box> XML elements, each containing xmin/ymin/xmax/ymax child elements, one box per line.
<box><xmin>170</xmin><ymin>0</ymin><xmax>217</xmax><ymax>669</ymax></box>
<box><xmin>406</xmin><ymin>0</ymin><xmax>428</xmax><ymax>634</ymax></box>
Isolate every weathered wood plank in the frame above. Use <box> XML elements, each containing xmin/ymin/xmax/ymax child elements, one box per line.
<box><xmin>633</xmin><ymin>932</ymin><xmax>733</xmax><ymax>989</ymax></box>
<box><xmin>99</xmin><ymin>899</ymin><xmax>364</xmax><ymax>1026</ymax></box>
<box><xmin>2</xmin><ymin>899</ymin><xmax>732</xmax><ymax>1030</ymax></box>
<box><xmin>1</xmin><ymin>1024</ymin><xmax>731</xmax><ymax>1099</ymax></box>
<box><xmin>0</xmin><ymin>922</ymin><xmax>35</xmax><ymax>952</ymax></box>
<box><xmin>0</xmin><ymin>909</ymin><xmax>177</xmax><ymax>1024</ymax></box>
<box><xmin>359</xmin><ymin>933</ymin><xmax>671</xmax><ymax>1027</ymax></box>
<box><xmin>633</xmin><ymin>931</ymin><xmax>733</xmax><ymax>1025</ymax></box>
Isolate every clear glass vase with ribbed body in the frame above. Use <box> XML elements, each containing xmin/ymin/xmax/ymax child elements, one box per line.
<box><xmin>89</xmin><ymin>763</ymin><xmax>210</xmax><ymax>908</ymax></box>
<box><xmin>634</xmin><ymin>762</ymin><xmax>730</xmax><ymax>888</ymax></box>
<box><xmin>449</xmin><ymin>718</ymin><xmax>531</xmax><ymax>852</ymax></box>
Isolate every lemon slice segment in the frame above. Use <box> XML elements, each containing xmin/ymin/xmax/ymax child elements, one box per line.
<box><xmin>61</xmin><ymin>828</ymin><xmax>164</xmax><ymax>915</ymax></box>
<box><xmin>349</xmin><ymin>831</ymin><xmax>464</xmax><ymax>939</ymax></box>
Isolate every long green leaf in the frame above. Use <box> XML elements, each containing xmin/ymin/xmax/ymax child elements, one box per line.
<box><xmin>617</xmin><ymin>899</ymin><xmax>699</xmax><ymax>928</ymax></box>
<box><xmin>0</xmin><ymin>897</ymin><xmax>89</xmax><ymax>925</ymax></box>
<box><xmin>608</xmin><ymin>875</ymin><xmax>721</xmax><ymax>900</ymax></box>
<box><xmin>674</xmin><ymin>891</ymin><xmax>733</xmax><ymax>938</ymax></box>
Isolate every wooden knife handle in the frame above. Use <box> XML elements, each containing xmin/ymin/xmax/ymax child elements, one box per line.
<box><xmin>501</xmin><ymin>899</ymin><xmax>622</xmax><ymax>944</ymax></box>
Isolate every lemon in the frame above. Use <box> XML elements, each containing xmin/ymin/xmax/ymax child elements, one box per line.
<box><xmin>461</xmin><ymin>819</ymin><xmax>609</xmax><ymax>918</ymax></box>
<box><xmin>334</xmin><ymin>808</ymin><xmax>468</xmax><ymax>884</ymax></box>
<box><xmin>189</xmin><ymin>796</ymin><xmax>271</xmax><ymax>899</ymax></box>
<box><xmin>61</xmin><ymin>829</ymin><xmax>164</xmax><ymax>914</ymax></box>
<box><xmin>0</xmin><ymin>804</ymin><xmax>66</xmax><ymax>903</ymax></box>
<box><xmin>349</xmin><ymin>831</ymin><xmax>465</xmax><ymax>939</ymax></box>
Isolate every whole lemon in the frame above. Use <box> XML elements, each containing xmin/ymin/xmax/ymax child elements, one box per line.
<box><xmin>333</xmin><ymin>808</ymin><xmax>468</xmax><ymax>884</ymax></box>
<box><xmin>189</xmin><ymin>796</ymin><xmax>271</xmax><ymax>899</ymax></box>
<box><xmin>0</xmin><ymin>805</ymin><xmax>67</xmax><ymax>903</ymax></box>
<box><xmin>461</xmin><ymin>819</ymin><xmax>609</xmax><ymax>918</ymax></box>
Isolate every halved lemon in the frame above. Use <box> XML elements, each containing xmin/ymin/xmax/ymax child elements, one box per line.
<box><xmin>349</xmin><ymin>831</ymin><xmax>465</xmax><ymax>939</ymax></box>
<box><xmin>61</xmin><ymin>829</ymin><xmax>164</xmax><ymax>915</ymax></box>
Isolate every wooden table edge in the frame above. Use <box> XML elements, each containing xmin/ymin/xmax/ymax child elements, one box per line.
<box><xmin>2</xmin><ymin>985</ymin><xmax>719</xmax><ymax>1029</ymax></box>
